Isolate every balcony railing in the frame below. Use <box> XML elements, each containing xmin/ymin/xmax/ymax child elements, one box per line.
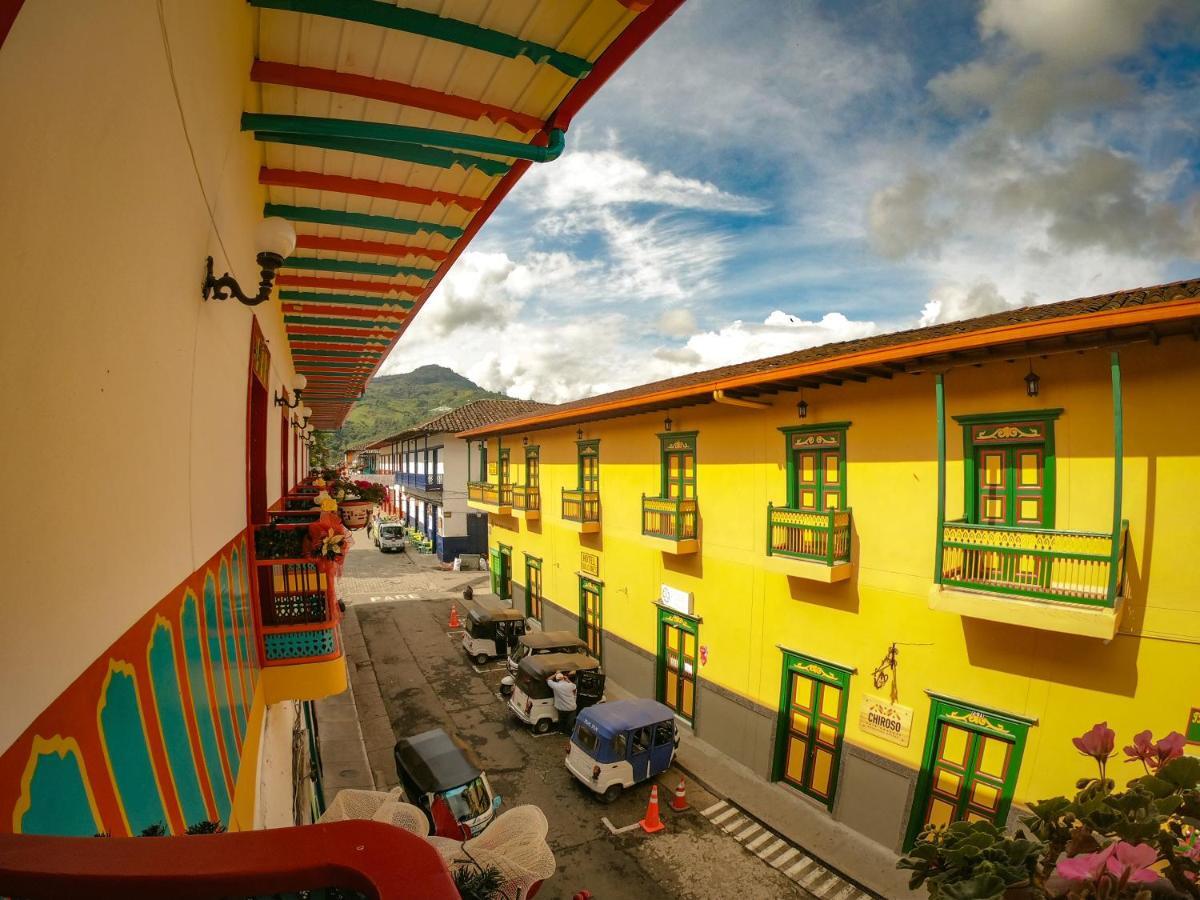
<box><xmin>467</xmin><ymin>481</ymin><xmax>513</xmax><ymax>507</ymax></box>
<box><xmin>0</xmin><ymin>820</ymin><xmax>458</xmax><ymax>898</ymax></box>
<box><xmin>562</xmin><ymin>488</ymin><xmax>600</xmax><ymax>524</ymax></box>
<box><xmin>939</xmin><ymin>520</ymin><xmax>1128</xmax><ymax>607</ymax></box>
<box><xmin>641</xmin><ymin>495</ymin><xmax>698</xmax><ymax>542</ymax></box>
<box><xmin>766</xmin><ymin>505</ymin><xmax>852</xmax><ymax>566</ymax></box>
<box><xmin>512</xmin><ymin>484</ymin><xmax>540</xmax><ymax>512</ymax></box>
<box><xmin>397</xmin><ymin>471</ymin><xmax>443</xmax><ymax>491</ymax></box>
<box><xmin>252</xmin><ymin>524</ymin><xmax>342</xmax><ymax>666</ymax></box>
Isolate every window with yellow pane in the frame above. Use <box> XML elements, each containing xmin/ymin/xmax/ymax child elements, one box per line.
<box><xmin>956</xmin><ymin>410</ymin><xmax>1061</xmax><ymax>529</ymax></box>
<box><xmin>772</xmin><ymin>650</ymin><xmax>851</xmax><ymax>809</ymax></box>
<box><xmin>781</xmin><ymin>424</ymin><xmax>849</xmax><ymax>512</ymax></box>
<box><xmin>658</xmin><ymin>432</ymin><xmax>698</xmax><ymax>500</ymax></box>
<box><xmin>656</xmin><ymin>608</ymin><xmax>699</xmax><ymax>724</ymax></box>
<box><xmin>904</xmin><ymin>695</ymin><xmax>1032</xmax><ymax>850</ymax></box>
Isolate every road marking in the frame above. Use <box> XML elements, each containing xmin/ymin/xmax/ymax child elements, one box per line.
<box><xmin>734</xmin><ymin>822</ymin><xmax>761</xmax><ymax>842</ymax></box>
<box><xmin>721</xmin><ymin>816</ymin><xmax>747</xmax><ymax>834</ymax></box>
<box><xmin>785</xmin><ymin>858</ymin><xmax>813</xmax><ymax>878</ymax></box>
<box><xmin>813</xmin><ymin>873</ymin><xmax>846</xmax><ymax>897</ymax></box>
<box><xmin>756</xmin><ymin>837</ymin><xmax>785</xmax><ymax>859</ymax></box>
<box><xmin>830</xmin><ymin>885</ymin><xmax>859</xmax><ymax>900</ymax></box>
<box><xmin>700</xmin><ymin>800</ymin><xmax>727</xmax><ymax>817</ymax></box>
<box><xmin>800</xmin><ymin>865</ymin><xmax>829</xmax><ymax>887</ymax></box>
<box><xmin>601</xmin><ymin>816</ymin><xmax>643</xmax><ymax>835</ymax></box>
<box><xmin>709</xmin><ymin>807</ymin><xmax>738</xmax><ymax>825</ymax></box>
<box><xmin>744</xmin><ymin>832</ymin><xmax>771</xmax><ymax>851</ymax></box>
<box><xmin>770</xmin><ymin>847</ymin><xmax>799</xmax><ymax>869</ymax></box>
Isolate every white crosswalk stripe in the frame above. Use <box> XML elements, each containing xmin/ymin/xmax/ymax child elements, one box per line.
<box><xmin>697</xmin><ymin>796</ymin><xmax>878</xmax><ymax>899</ymax></box>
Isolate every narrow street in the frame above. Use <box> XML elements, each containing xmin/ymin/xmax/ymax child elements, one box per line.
<box><xmin>332</xmin><ymin>536</ymin><xmax>850</xmax><ymax>899</ymax></box>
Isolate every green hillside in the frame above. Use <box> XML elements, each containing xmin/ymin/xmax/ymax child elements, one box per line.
<box><xmin>330</xmin><ymin>365</ymin><xmax>507</xmax><ymax>452</ymax></box>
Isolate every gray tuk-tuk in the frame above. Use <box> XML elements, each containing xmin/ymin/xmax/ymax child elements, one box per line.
<box><xmin>460</xmin><ymin>599</ymin><xmax>528</xmax><ymax>666</ymax></box>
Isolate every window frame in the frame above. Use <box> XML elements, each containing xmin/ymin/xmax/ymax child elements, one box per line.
<box><xmin>656</xmin><ymin>431</ymin><xmax>698</xmax><ymax>500</ymax></box>
<box><xmin>954</xmin><ymin>409</ymin><xmax>1062</xmax><ymax>529</ymax></box>
<box><xmin>779</xmin><ymin>422</ymin><xmax>850</xmax><ymax>511</ymax></box>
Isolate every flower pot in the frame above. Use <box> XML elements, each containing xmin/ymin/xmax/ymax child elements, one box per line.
<box><xmin>338</xmin><ymin>500</ymin><xmax>373</xmax><ymax>530</ymax></box>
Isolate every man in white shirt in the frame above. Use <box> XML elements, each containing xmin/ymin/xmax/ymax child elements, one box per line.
<box><xmin>546</xmin><ymin>671</ymin><xmax>578</xmax><ymax>734</ymax></box>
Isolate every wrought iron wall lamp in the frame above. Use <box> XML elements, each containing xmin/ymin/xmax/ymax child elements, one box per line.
<box><xmin>202</xmin><ymin>217</ymin><xmax>296</xmax><ymax>306</ymax></box>
<box><xmin>274</xmin><ymin>374</ymin><xmax>307</xmax><ymax>408</ymax></box>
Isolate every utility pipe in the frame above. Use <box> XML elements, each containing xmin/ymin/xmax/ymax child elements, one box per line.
<box><xmin>712</xmin><ymin>389</ymin><xmax>771</xmax><ymax>409</ymax></box>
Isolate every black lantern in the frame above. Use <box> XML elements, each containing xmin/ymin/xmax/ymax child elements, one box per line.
<box><xmin>1025</xmin><ymin>361</ymin><xmax>1041</xmax><ymax>398</ymax></box>
<box><xmin>576</xmin><ymin>428</ymin><xmax>584</xmax><ymax>441</ymax></box>
<box><xmin>202</xmin><ymin>217</ymin><xmax>296</xmax><ymax>306</ymax></box>
<box><xmin>797</xmin><ymin>391</ymin><xmax>808</xmax><ymax>420</ymax></box>
<box><xmin>522</xmin><ymin>435</ymin><xmax>529</xmax><ymax>446</ymax></box>
<box><xmin>663</xmin><ymin>416</ymin><xmax>673</xmax><ymax>432</ymax></box>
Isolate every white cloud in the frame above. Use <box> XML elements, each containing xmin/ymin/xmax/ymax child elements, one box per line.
<box><xmin>520</xmin><ymin>149</ymin><xmax>766</xmax><ymax>214</ymax></box>
<box><xmin>918</xmin><ymin>280</ymin><xmax>1032</xmax><ymax>327</ymax></box>
<box><xmin>867</xmin><ymin>173</ymin><xmax>947</xmax><ymax>259</ymax></box>
<box><xmin>978</xmin><ymin>0</ymin><xmax>1168</xmax><ymax>68</ymax></box>
<box><xmin>658</xmin><ymin>308</ymin><xmax>697</xmax><ymax>337</ymax></box>
<box><xmin>672</xmin><ymin>311</ymin><xmax>879</xmax><ymax>371</ymax></box>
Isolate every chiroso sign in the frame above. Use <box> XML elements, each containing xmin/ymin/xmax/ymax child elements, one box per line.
<box><xmin>858</xmin><ymin>695</ymin><xmax>913</xmax><ymax>747</ymax></box>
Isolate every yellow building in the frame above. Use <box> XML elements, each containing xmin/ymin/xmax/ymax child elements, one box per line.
<box><xmin>464</xmin><ymin>280</ymin><xmax>1200</xmax><ymax>853</ymax></box>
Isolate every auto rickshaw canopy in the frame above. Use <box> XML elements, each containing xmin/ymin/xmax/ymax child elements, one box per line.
<box><xmin>517</xmin><ymin>630</ymin><xmax>588</xmax><ymax>652</ymax></box>
<box><xmin>575</xmin><ymin>699</ymin><xmax>675</xmax><ymax>741</ymax></box>
<box><xmin>394</xmin><ymin>728</ymin><xmax>482</xmax><ymax>794</ymax></box>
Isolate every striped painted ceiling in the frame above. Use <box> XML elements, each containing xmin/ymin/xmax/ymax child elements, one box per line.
<box><xmin>250</xmin><ymin>0</ymin><xmax>685</xmax><ymax>429</ymax></box>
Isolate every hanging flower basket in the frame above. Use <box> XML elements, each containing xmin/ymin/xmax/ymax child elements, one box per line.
<box><xmin>338</xmin><ymin>499</ymin><xmax>373</xmax><ymax>530</ymax></box>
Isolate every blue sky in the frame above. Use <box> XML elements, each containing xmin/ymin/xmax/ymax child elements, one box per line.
<box><xmin>382</xmin><ymin>0</ymin><xmax>1200</xmax><ymax>402</ymax></box>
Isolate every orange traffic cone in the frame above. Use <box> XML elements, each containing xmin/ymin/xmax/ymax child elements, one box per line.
<box><xmin>639</xmin><ymin>784</ymin><xmax>665</xmax><ymax>834</ymax></box>
<box><xmin>669</xmin><ymin>776</ymin><xmax>689</xmax><ymax>811</ymax></box>
<box><xmin>449</xmin><ymin>605</ymin><xmax>461</xmax><ymax>628</ymax></box>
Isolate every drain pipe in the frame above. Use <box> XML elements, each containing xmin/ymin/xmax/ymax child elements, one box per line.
<box><xmin>712</xmin><ymin>389</ymin><xmax>770</xmax><ymax>409</ymax></box>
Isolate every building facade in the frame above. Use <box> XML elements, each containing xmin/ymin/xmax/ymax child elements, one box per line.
<box><xmin>370</xmin><ymin>399</ymin><xmax>551</xmax><ymax>561</ymax></box>
<box><xmin>464</xmin><ymin>281</ymin><xmax>1200</xmax><ymax>854</ymax></box>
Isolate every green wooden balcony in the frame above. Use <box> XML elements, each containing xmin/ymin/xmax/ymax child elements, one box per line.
<box><xmin>561</xmin><ymin>488</ymin><xmax>601</xmax><ymax>531</ymax></box>
<box><xmin>939</xmin><ymin>520</ymin><xmax>1128</xmax><ymax>607</ymax></box>
<box><xmin>511</xmin><ymin>484</ymin><xmax>540</xmax><ymax>519</ymax></box>
<box><xmin>641</xmin><ymin>495</ymin><xmax>698</xmax><ymax>553</ymax></box>
<box><xmin>467</xmin><ymin>481</ymin><xmax>512</xmax><ymax>514</ymax></box>
<box><xmin>765</xmin><ymin>505</ymin><xmax>853</xmax><ymax>582</ymax></box>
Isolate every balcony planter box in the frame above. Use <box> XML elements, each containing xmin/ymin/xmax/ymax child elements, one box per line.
<box><xmin>338</xmin><ymin>500</ymin><xmax>373</xmax><ymax>530</ymax></box>
<box><xmin>254</xmin><ymin>524</ymin><xmax>306</xmax><ymax>559</ymax></box>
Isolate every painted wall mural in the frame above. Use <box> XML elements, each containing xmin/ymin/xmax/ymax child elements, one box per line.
<box><xmin>0</xmin><ymin>533</ymin><xmax>260</xmax><ymax>836</ymax></box>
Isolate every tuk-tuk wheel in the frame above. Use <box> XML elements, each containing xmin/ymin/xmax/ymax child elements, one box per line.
<box><xmin>473</xmin><ymin>652</ymin><xmax>489</xmax><ymax>666</ymax></box>
<box><xmin>533</xmin><ymin>718</ymin><xmax>552</xmax><ymax>735</ymax></box>
<box><xmin>602</xmin><ymin>784</ymin><xmax>622</xmax><ymax>804</ymax></box>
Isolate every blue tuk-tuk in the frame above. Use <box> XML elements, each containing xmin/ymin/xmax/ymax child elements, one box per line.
<box><xmin>564</xmin><ymin>699</ymin><xmax>679</xmax><ymax>802</ymax></box>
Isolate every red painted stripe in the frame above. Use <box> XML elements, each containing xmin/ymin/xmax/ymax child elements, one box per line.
<box><xmin>276</xmin><ymin>275</ymin><xmax>422</xmax><ymax>295</ymax></box>
<box><xmin>260</xmin><ymin>167</ymin><xmax>484</xmax><ymax>212</ymax></box>
<box><xmin>251</xmin><ymin>60</ymin><xmax>543</xmax><ymax>133</ymax></box>
<box><xmin>287</xmin><ymin>326</ymin><xmax>393</xmax><ymax>339</ymax></box>
<box><xmin>284</xmin><ymin>304</ymin><xmax>408</xmax><ymax>319</ymax></box>
<box><xmin>288</xmin><ymin>341</ymin><xmax>389</xmax><ymax>352</ymax></box>
<box><xmin>0</xmin><ymin>0</ymin><xmax>26</xmax><ymax>50</ymax></box>
<box><xmin>294</xmin><ymin>234</ymin><xmax>449</xmax><ymax>261</ymax></box>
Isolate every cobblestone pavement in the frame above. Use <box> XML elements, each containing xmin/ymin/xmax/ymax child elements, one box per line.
<box><xmin>334</xmin><ymin>537</ymin><xmax>820</xmax><ymax>899</ymax></box>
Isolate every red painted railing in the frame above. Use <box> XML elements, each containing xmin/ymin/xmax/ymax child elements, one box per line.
<box><xmin>0</xmin><ymin>820</ymin><xmax>458</xmax><ymax>899</ymax></box>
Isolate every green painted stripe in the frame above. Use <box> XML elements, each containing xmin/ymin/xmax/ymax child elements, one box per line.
<box><xmin>266</xmin><ymin>204</ymin><xmax>463</xmax><ymax>240</ymax></box>
<box><xmin>247</xmin><ymin>0</ymin><xmax>591</xmax><ymax>78</ymax></box>
<box><xmin>244</xmin><ymin>114</ymin><xmax>564</xmax><ymax>164</ymax></box>
<box><xmin>284</xmin><ymin>315</ymin><xmax>403</xmax><ymax>329</ymax></box>
<box><xmin>279</xmin><ymin>290</ymin><xmax>415</xmax><ymax>309</ymax></box>
<box><xmin>255</xmin><ymin>131</ymin><xmax>510</xmax><ymax>177</ymax></box>
<box><xmin>281</xmin><ymin>257</ymin><xmax>436</xmax><ymax>279</ymax></box>
<box><xmin>287</xmin><ymin>334</ymin><xmax>389</xmax><ymax>346</ymax></box>
<box><xmin>292</xmin><ymin>349</ymin><xmax>384</xmax><ymax>359</ymax></box>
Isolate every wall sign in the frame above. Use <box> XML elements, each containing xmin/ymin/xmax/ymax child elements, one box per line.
<box><xmin>581</xmin><ymin>552</ymin><xmax>600</xmax><ymax>578</ymax></box>
<box><xmin>699</xmin><ymin>645</ymin><xmax>708</xmax><ymax>666</ymax></box>
<box><xmin>659</xmin><ymin>584</ymin><xmax>693</xmax><ymax>616</ymax></box>
<box><xmin>250</xmin><ymin>320</ymin><xmax>271</xmax><ymax>389</ymax></box>
<box><xmin>1188</xmin><ymin>707</ymin><xmax>1200</xmax><ymax>745</ymax></box>
<box><xmin>858</xmin><ymin>695</ymin><xmax>913</xmax><ymax>747</ymax></box>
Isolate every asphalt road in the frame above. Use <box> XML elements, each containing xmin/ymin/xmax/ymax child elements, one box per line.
<box><xmin>335</xmin><ymin>541</ymin><xmax>813</xmax><ymax>899</ymax></box>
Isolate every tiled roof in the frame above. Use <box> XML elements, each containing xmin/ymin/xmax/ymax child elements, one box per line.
<box><xmin>371</xmin><ymin>398</ymin><xmax>554</xmax><ymax>446</ymax></box>
<box><xmin>463</xmin><ymin>276</ymin><xmax>1200</xmax><ymax>434</ymax></box>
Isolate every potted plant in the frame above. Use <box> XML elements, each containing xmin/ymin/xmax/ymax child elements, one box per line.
<box><xmin>333</xmin><ymin>480</ymin><xmax>388</xmax><ymax>531</ymax></box>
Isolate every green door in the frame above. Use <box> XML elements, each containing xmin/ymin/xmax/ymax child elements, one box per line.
<box><xmin>489</xmin><ymin>548</ymin><xmax>501</xmax><ymax>595</ymax></box>
<box><xmin>976</xmin><ymin>445</ymin><xmax>1046</xmax><ymax>527</ymax></box>
<box><xmin>498</xmin><ymin>545</ymin><xmax>512</xmax><ymax>600</ymax></box>
<box><xmin>524</xmin><ymin>556</ymin><xmax>542</xmax><ymax>621</ymax></box>
<box><xmin>773</xmin><ymin>653</ymin><xmax>850</xmax><ymax>809</ymax></box>
<box><xmin>791</xmin><ymin>447</ymin><xmax>843</xmax><ymax>511</ymax></box>
<box><xmin>657</xmin><ymin>609</ymin><xmax>698</xmax><ymax>723</ymax></box>
<box><xmin>905</xmin><ymin>698</ymin><xmax>1030</xmax><ymax>849</ymax></box>
<box><xmin>579</xmin><ymin>578</ymin><xmax>602</xmax><ymax>660</ymax></box>
<box><xmin>663</xmin><ymin>450</ymin><xmax>695</xmax><ymax>500</ymax></box>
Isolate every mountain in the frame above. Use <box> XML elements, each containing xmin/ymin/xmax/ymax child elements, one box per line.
<box><xmin>332</xmin><ymin>365</ymin><xmax>509</xmax><ymax>451</ymax></box>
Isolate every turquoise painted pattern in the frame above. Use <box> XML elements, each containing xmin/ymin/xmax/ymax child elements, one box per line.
<box><xmin>203</xmin><ymin>574</ymin><xmax>241</xmax><ymax>773</ymax></box>
<box><xmin>99</xmin><ymin>666</ymin><xmax>168</xmax><ymax>834</ymax></box>
<box><xmin>19</xmin><ymin>748</ymin><xmax>99</xmax><ymax>836</ymax></box>
<box><xmin>219</xmin><ymin>560</ymin><xmax>248</xmax><ymax>735</ymax></box>
<box><xmin>231</xmin><ymin>546</ymin><xmax>256</xmax><ymax>701</ymax></box>
<box><xmin>148</xmin><ymin>621</ymin><xmax>209</xmax><ymax>828</ymax></box>
<box><xmin>181</xmin><ymin>593</ymin><xmax>231</xmax><ymax>822</ymax></box>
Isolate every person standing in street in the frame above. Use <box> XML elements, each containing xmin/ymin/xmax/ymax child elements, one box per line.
<box><xmin>547</xmin><ymin>671</ymin><xmax>578</xmax><ymax>734</ymax></box>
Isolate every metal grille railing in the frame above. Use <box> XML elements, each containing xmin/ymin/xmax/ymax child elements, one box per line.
<box><xmin>562</xmin><ymin>489</ymin><xmax>600</xmax><ymax>523</ymax></box>
<box><xmin>766</xmin><ymin>505</ymin><xmax>852</xmax><ymax>565</ymax></box>
<box><xmin>940</xmin><ymin>519</ymin><xmax>1127</xmax><ymax>607</ymax></box>
<box><xmin>467</xmin><ymin>481</ymin><xmax>513</xmax><ymax>506</ymax></box>
<box><xmin>641</xmin><ymin>495</ymin><xmax>698</xmax><ymax>541</ymax></box>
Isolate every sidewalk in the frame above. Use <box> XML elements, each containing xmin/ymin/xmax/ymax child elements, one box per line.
<box><xmin>604</xmin><ymin>678</ymin><xmax>920</xmax><ymax>900</ymax></box>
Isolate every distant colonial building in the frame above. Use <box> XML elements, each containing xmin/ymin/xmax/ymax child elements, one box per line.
<box><xmin>369</xmin><ymin>399</ymin><xmax>551</xmax><ymax>561</ymax></box>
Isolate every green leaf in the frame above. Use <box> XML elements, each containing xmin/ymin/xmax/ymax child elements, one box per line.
<box><xmin>940</xmin><ymin>872</ymin><xmax>1008</xmax><ymax>900</ymax></box>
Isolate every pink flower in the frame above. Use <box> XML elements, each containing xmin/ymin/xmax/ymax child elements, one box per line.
<box><xmin>1106</xmin><ymin>842</ymin><xmax>1160</xmax><ymax>884</ymax></box>
<box><xmin>1123</xmin><ymin>730</ymin><xmax>1155</xmax><ymax>769</ymax></box>
<box><xmin>1124</xmin><ymin>730</ymin><xmax>1187</xmax><ymax>773</ymax></box>
<box><xmin>1073</xmin><ymin>722</ymin><xmax>1115</xmax><ymax>763</ymax></box>
<box><xmin>1154</xmin><ymin>732</ymin><xmax>1186</xmax><ymax>769</ymax></box>
<box><xmin>1056</xmin><ymin>845</ymin><xmax>1113</xmax><ymax>882</ymax></box>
